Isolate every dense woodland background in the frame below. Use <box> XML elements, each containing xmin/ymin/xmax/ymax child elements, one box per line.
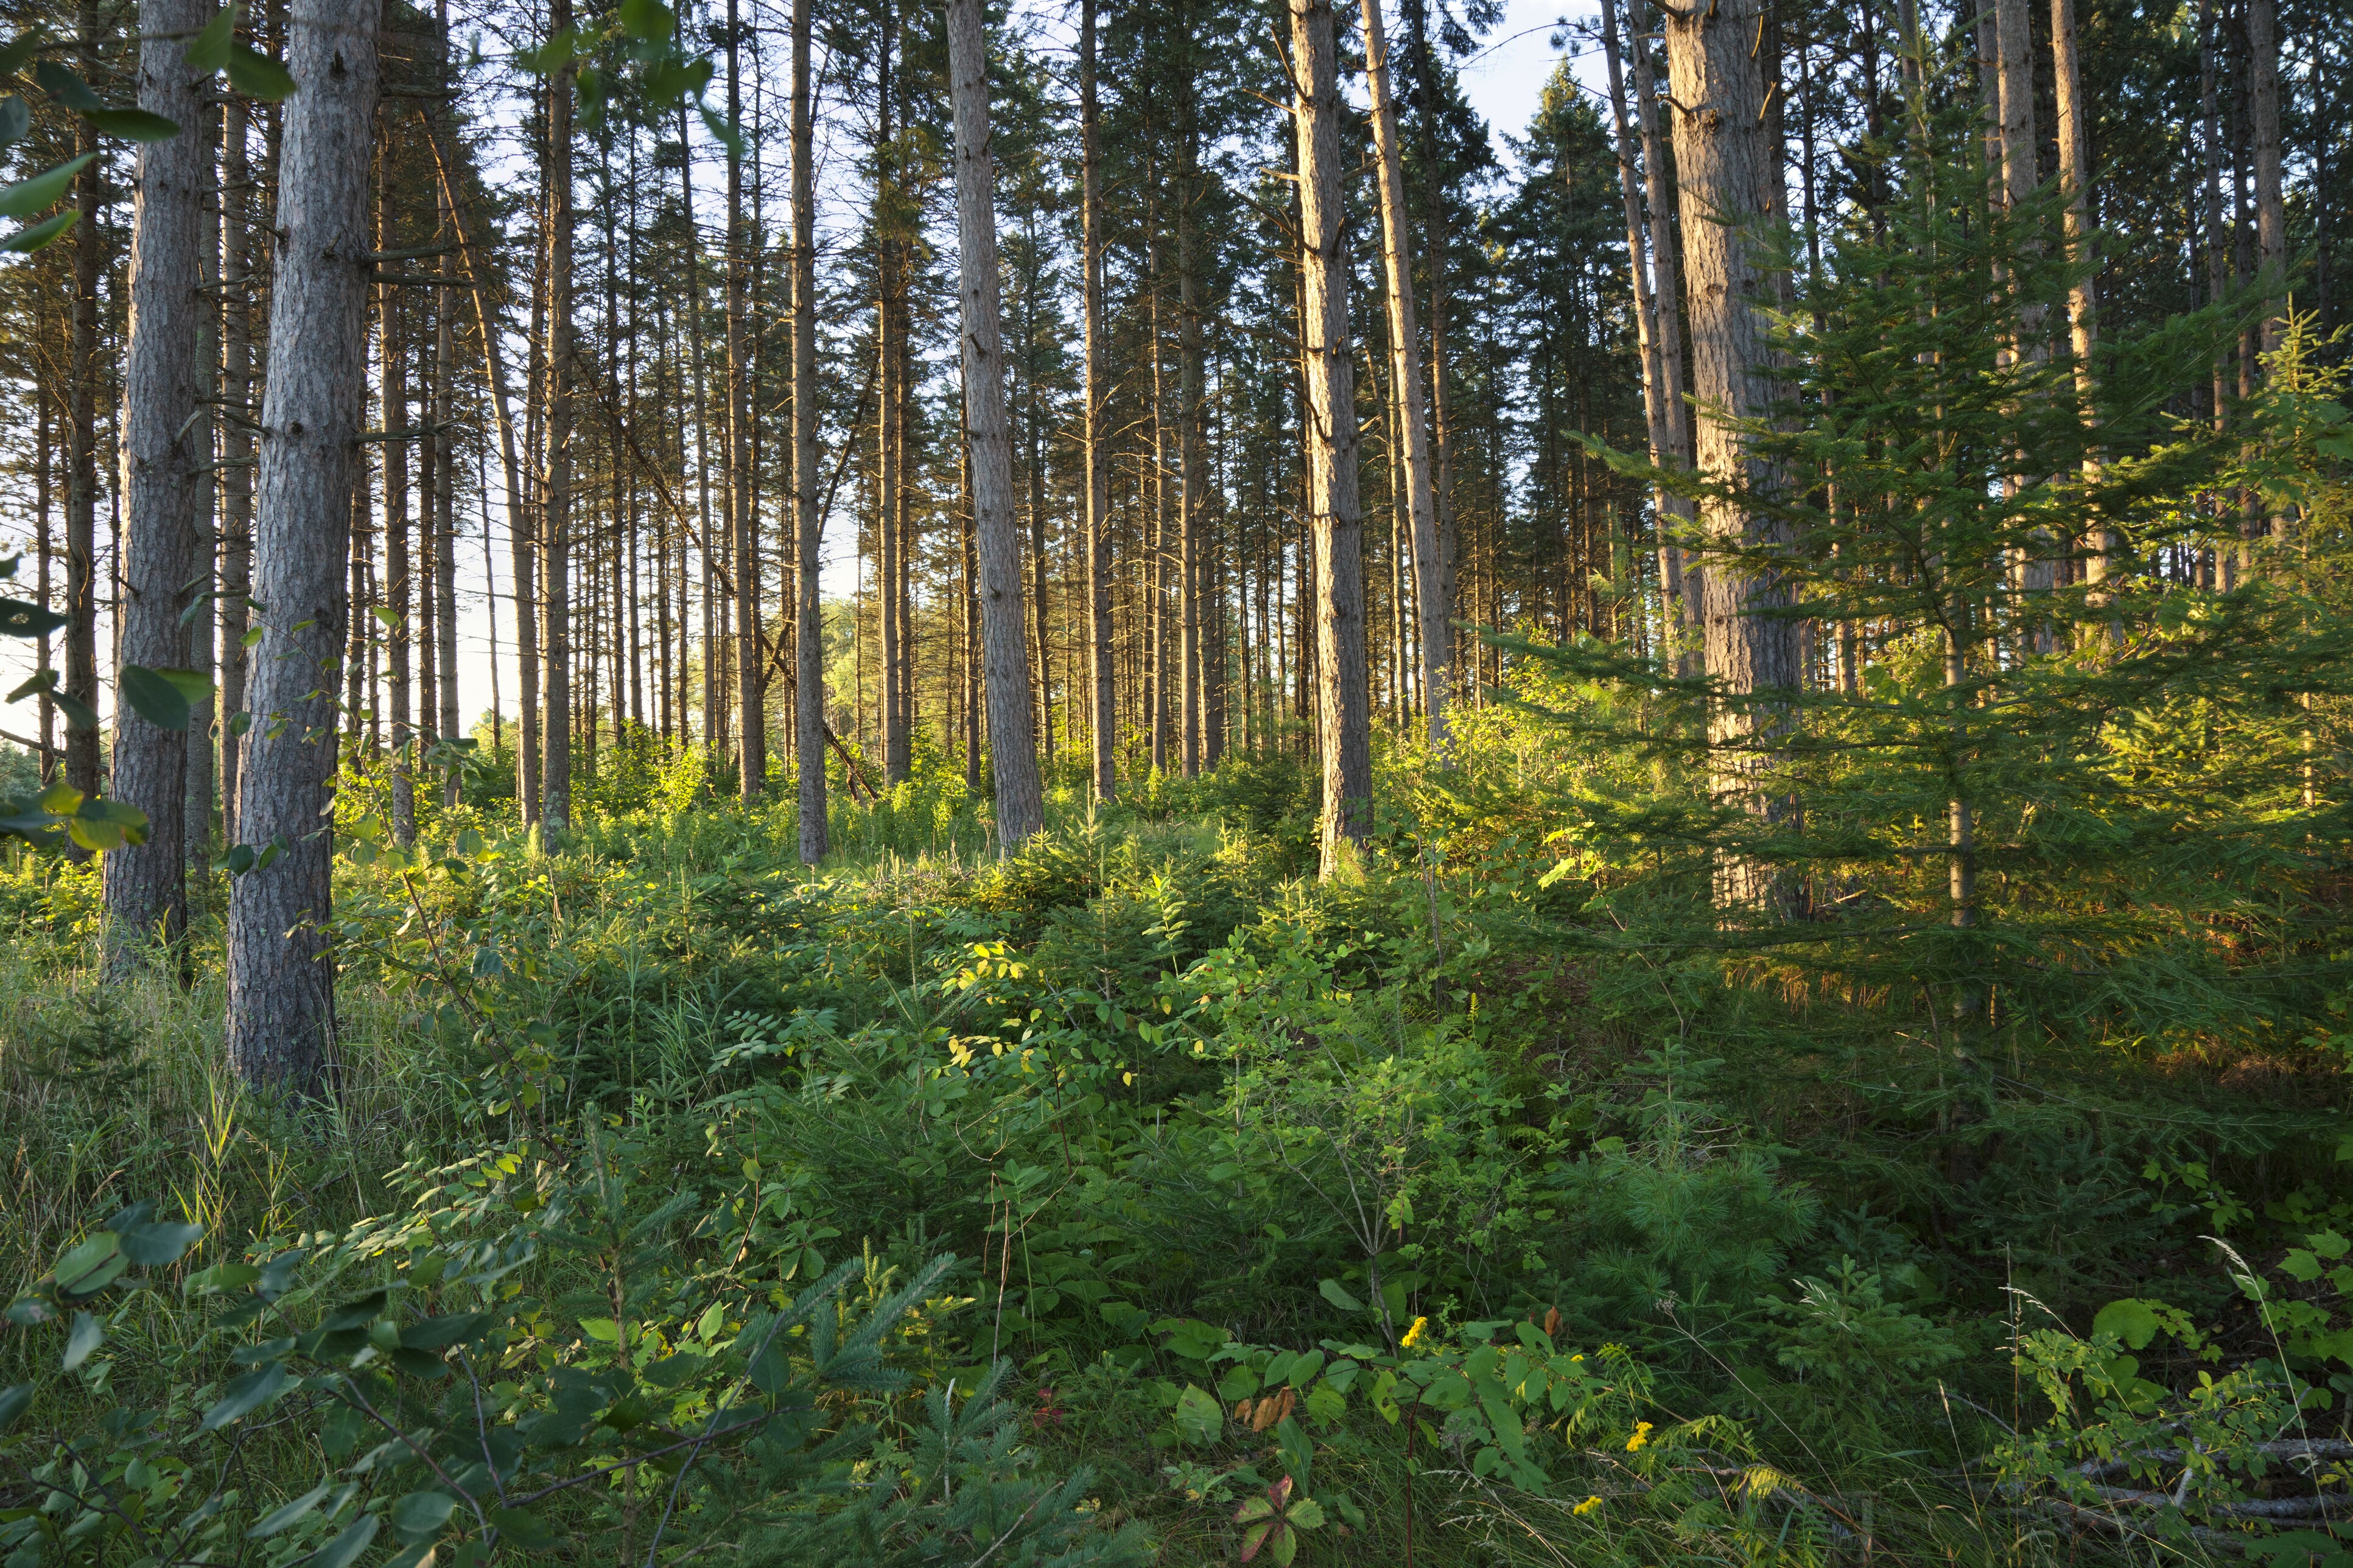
<box><xmin>0</xmin><ymin>0</ymin><xmax>2349</xmax><ymax>1558</ymax></box>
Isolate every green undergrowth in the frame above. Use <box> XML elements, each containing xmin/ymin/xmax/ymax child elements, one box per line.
<box><xmin>3</xmin><ymin>737</ymin><xmax>2351</xmax><ymax>1567</ymax></box>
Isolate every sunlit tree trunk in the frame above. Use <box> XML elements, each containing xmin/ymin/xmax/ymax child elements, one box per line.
<box><xmin>1361</xmin><ymin>0</ymin><xmax>1448</xmax><ymax>745</ymax></box>
<box><xmin>1627</xmin><ymin>2</ymin><xmax>1700</xmax><ymax>670</ymax></box>
<box><xmin>64</xmin><ymin>0</ymin><xmax>102</xmax><ymax>805</ymax></box>
<box><xmin>1081</xmin><ymin>0</ymin><xmax>1115</xmax><ymax>800</ymax></box>
<box><xmin>726</xmin><ymin>0</ymin><xmax>762</xmax><ymax>796</ymax></box>
<box><xmin>1291</xmin><ymin>0</ymin><xmax>1371</xmax><ymax>873</ymax></box>
<box><xmin>945</xmin><ymin>0</ymin><xmax>1043</xmax><ymax>847</ymax></box>
<box><xmin>226</xmin><ymin>0</ymin><xmax>380</xmax><ymax>1091</ymax></box>
<box><xmin>1663</xmin><ymin>0</ymin><xmax>1800</xmax><ymax>912</ymax></box>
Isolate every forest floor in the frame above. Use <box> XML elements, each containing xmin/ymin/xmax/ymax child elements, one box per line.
<box><xmin>2</xmin><ymin>746</ymin><xmax>2347</xmax><ymax>1566</ymax></box>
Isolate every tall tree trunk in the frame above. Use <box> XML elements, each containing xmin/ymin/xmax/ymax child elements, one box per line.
<box><xmin>1361</xmin><ymin>0</ymin><xmax>1449</xmax><ymax>744</ymax></box>
<box><xmin>1291</xmin><ymin>0</ymin><xmax>1371</xmax><ymax>874</ymax></box>
<box><xmin>226</xmin><ymin>0</ymin><xmax>380</xmax><ymax>1091</ymax></box>
<box><xmin>220</xmin><ymin>93</ymin><xmax>254</xmax><ymax>841</ymax></box>
<box><xmin>1627</xmin><ymin>2</ymin><xmax>1700</xmax><ymax>667</ymax></box>
<box><xmin>382</xmin><ymin>164</ymin><xmax>416</xmax><ymax>845</ymax></box>
<box><xmin>1402</xmin><ymin>0</ymin><xmax>1459</xmax><ymax>693</ymax></box>
<box><xmin>1602</xmin><ymin>0</ymin><xmax>1700</xmax><ymax>677</ymax></box>
<box><xmin>2245</xmin><ymin>0</ymin><xmax>2282</xmax><ymax>359</ymax></box>
<box><xmin>432</xmin><ymin>39</ymin><xmax>460</xmax><ymax>799</ymax></box>
<box><xmin>1662</xmin><ymin>0</ymin><xmax>1800</xmax><ymax>912</ymax></box>
<box><xmin>542</xmin><ymin>0</ymin><xmax>575</xmax><ymax>831</ymax></box>
<box><xmin>1178</xmin><ymin>167</ymin><xmax>1204</xmax><ymax>778</ymax></box>
<box><xmin>65</xmin><ymin>0</ymin><xmax>102</xmax><ymax>804</ymax></box>
<box><xmin>792</xmin><ymin>0</ymin><xmax>826</xmax><ymax>861</ymax></box>
<box><xmin>107</xmin><ymin>0</ymin><xmax>211</xmax><ymax>966</ymax></box>
<box><xmin>2052</xmin><ymin>0</ymin><xmax>2106</xmax><ymax>587</ymax></box>
<box><xmin>187</xmin><ymin>99</ymin><xmax>220</xmax><ymax>868</ymax></box>
<box><xmin>945</xmin><ymin>0</ymin><xmax>1043</xmax><ymax>847</ymax></box>
<box><xmin>726</xmin><ymin>0</ymin><xmax>762</xmax><ymax>796</ymax></box>
<box><xmin>1081</xmin><ymin>0</ymin><xmax>1115</xmax><ymax>799</ymax></box>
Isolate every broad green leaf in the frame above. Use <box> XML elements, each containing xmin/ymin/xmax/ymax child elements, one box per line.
<box><xmin>226</xmin><ymin>44</ymin><xmax>294</xmax><ymax>100</ymax></box>
<box><xmin>390</xmin><ymin>1489</ymin><xmax>455</xmax><ymax>1541</ymax></box>
<box><xmin>185</xmin><ymin>1260</ymin><xmax>259</xmax><ymax>1294</ymax></box>
<box><xmin>0</xmin><ymin>596</ymin><xmax>67</xmax><ymax>635</ymax></box>
<box><xmin>1316</xmin><ymin>1278</ymin><xmax>1364</xmax><ymax>1312</ymax></box>
<box><xmin>52</xmin><ymin>1232</ymin><xmax>124</xmax><ymax>1295</ymax></box>
<box><xmin>310</xmin><ymin>1514</ymin><xmax>380</xmax><ymax>1568</ymax></box>
<box><xmin>617</xmin><ymin>0</ymin><xmax>672</xmax><ymax>40</ymax></box>
<box><xmin>2092</xmin><ymin>1298</ymin><xmax>2161</xmax><ymax>1350</ymax></box>
<box><xmin>400</xmin><ymin>1311</ymin><xmax>492</xmax><ymax>1350</ymax></box>
<box><xmin>0</xmin><ymin>150</ymin><xmax>91</xmax><ymax>217</ymax></box>
<box><xmin>1173</xmin><ymin>1382</ymin><xmax>1222</xmax><ymax>1445</ymax></box>
<box><xmin>51</xmin><ymin>688</ymin><xmax>98</xmax><ymax>730</ymax></box>
<box><xmin>61</xmin><ymin>1310</ymin><xmax>102</xmax><ymax>1370</ymax></box>
<box><xmin>85</xmin><ymin>107</ymin><xmax>180</xmax><ymax>141</ymax></box>
<box><xmin>0</xmin><ymin>1383</ymin><xmax>29</xmax><ymax>1430</ymax></box>
<box><xmin>119</xmin><ymin>1219</ymin><xmax>202</xmax><ymax>1265</ymax></box>
<box><xmin>488</xmin><ymin>1507</ymin><xmax>555</xmax><ymax>1550</ymax></box>
<box><xmin>200</xmin><ymin>1362</ymin><xmax>293</xmax><ymax>1429</ymax></box>
<box><xmin>119</xmin><ymin>663</ymin><xmax>195</xmax><ymax>730</ymax></box>
<box><xmin>33</xmin><ymin>60</ymin><xmax>100</xmax><ymax>113</ymax></box>
<box><xmin>247</xmin><ymin>1480</ymin><xmax>332</xmax><ymax>1538</ymax></box>
<box><xmin>0</xmin><ymin>33</ymin><xmax>44</xmax><ymax>78</ymax></box>
<box><xmin>183</xmin><ymin>6</ymin><xmax>234</xmax><ymax>71</ymax></box>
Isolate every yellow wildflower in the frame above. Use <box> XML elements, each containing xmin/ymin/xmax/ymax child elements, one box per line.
<box><xmin>1400</xmin><ymin>1315</ymin><xmax>1430</xmax><ymax>1349</ymax></box>
<box><xmin>1625</xmin><ymin>1421</ymin><xmax>1653</xmax><ymax>1452</ymax></box>
<box><xmin>1572</xmin><ymin>1495</ymin><xmax>1604</xmax><ymax>1517</ymax></box>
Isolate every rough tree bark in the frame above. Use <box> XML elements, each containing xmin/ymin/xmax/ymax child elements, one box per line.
<box><xmin>1601</xmin><ymin>0</ymin><xmax>1700</xmax><ymax>679</ymax></box>
<box><xmin>2052</xmin><ymin>0</ymin><xmax>2106</xmax><ymax>586</ymax></box>
<box><xmin>105</xmin><ymin>0</ymin><xmax>212</xmax><ymax>967</ymax></box>
<box><xmin>1627</xmin><ymin>0</ymin><xmax>1700</xmax><ymax>671</ymax></box>
<box><xmin>64</xmin><ymin>0</ymin><xmax>102</xmax><ymax>805</ymax></box>
<box><xmin>1081</xmin><ymin>0</ymin><xmax>1115</xmax><ymax>800</ymax></box>
<box><xmin>220</xmin><ymin>91</ymin><xmax>254</xmax><ymax>844</ymax></box>
<box><xmin>1661</xmin><ymin>0</ymin><xmax>1801</xmax><ymax>911</ymax></box>
<box><xmin>541</xmin><ymin>0</ymin><xmax>575</xmax><ymax>831</ymax></box>
<box><xmin>726</xmin><ymin>0</ymin><xmax>762</xmax><ymax>796</ymax></box>
<box><xmin>226</xmin><ymin>0</ymin><xmax>380</xmax><ymax>1091</ymax></box>
<box><xmin>793</xmin><ymin>0</ymin><xmax>826</xmax><ymax>861</ymax></box>
<box><xmin>1291</xmin><ymin>0</ymin><xmax>1372</xmax><ymax>873</ymax></box>
<box><xmin>1361</xmin><ymin>0</ymin><xmax>1448</xmax><ymax>747</ymax></box>
<box><xmin>2245</xmin><ymin>0</ymin><xmax>2282</xmax><ymax>358</ymax></box>
<box><xmin>944</xmin><ymin>0</ymin><xmax>1043</xmax><ymax>847</ymax></box>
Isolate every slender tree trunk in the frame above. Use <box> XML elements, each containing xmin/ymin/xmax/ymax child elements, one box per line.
<box><xmin>2052</xmin><ymin>0</ymin><xmax>2106</xmax><ymax>587</ymax></box>
<box><xmin>1291</xmin><ymin>0</ymin><xmax>1371</xmax><ymax>873</ymax></box>
<box><xmin>187</xmin><ymin>99</ymin><xmax>220</xmax><ymax>867</ymax></box>
<box><xmin>725</xmin><ymin>0</ymin><xmax>762</xmax><ymax>796</ymax></box>
<box><xmin>1361</xmin><ymin>0</ymin><xmax>1449</xmax><ymax>745</ymax></box>
<box><xmin>2245</xmin><ymin>0</ymin><xmax>2282</xmax><ymax>359</ymax></box>
<box><xmin>1403</xmin><ymin>0</ymin><xmax>1459</xmax><ymax>691</ymax></box>
<box><xmin>226</xmin><ymin>0</ymin><xmax>380</xmax><ymax>1091</ymax></box>
<box><xmin>541</xmin><ymin>0</ymin><xmax>575</xmax><ymax>830</ymax></box>
<box><xmin>107</xmin><ymin>0</ymin><xmax>212</xmax><ymax>965</ymax></box>
<box><xmin>381</xmin><ymin>164</ymin><xmax>416</xmax><ymax>844</ymax></box>
<box><xmin>1662</xmin><ymin>0</ymin><xmax>1800</xmax><ymax>912</ymax></box>
<box><xmin>1081</xmin><ymin>0</ymin><xmax>1115</xmax><ymax>799</ymax></box>
<box><xmin>1602</xmin><ymin>0</ymin><xmax>1700</xmax><ymax>677</ymax></box>
<box><xmin>791</xmin><ymin>0</ymin><xmax>826</xmax><ymax>860</ymax></box>
<box><xmin>65</xmin><ymin>0</ymin><xmax>102</xmax><ymax>805</ymax></box>
<box><xmin>432</xmin><ymin>52</ymin><xmax>460</xmax><ymax>796</ymax></box>
<box><xmin>1627</xmin><ymin>2</ymin><xmax>1700</xmax><ymax>666</ymax></box>
<box><xmin>220</xmin><ymin>94</ymin><xmax>254</xmax><ymax>839</ymax></box>
<box><xmin>945</xmin><ymin>0</ymin><xmax>1043</xmax><ymax>847</ymax></box>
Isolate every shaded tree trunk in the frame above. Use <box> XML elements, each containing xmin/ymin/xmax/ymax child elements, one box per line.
<box><xmin>226</xmin><ymin>0</ymin><xmax>380</xmax><ymax>1091</ymax></box>
<box><xmin>726</xmin><ymin>0</ymin><xmax>762</xmax><ymax>796</ymax></box>
<box><xmin>107</xmin><ymin>0</ymin><xmax>212</xmax><ymax>966</ymax></box>
<box><xmin>220</xmin><ymin>93</ymin><xmax>255</xmax><ymax>842</ymax></box>
<box><xmin>64</xmin><ymin>0</ymin><xmax>102</xmax><ymax>804</ymax></box>
<box><xmin>945</xmin><ymin>0</ymin><xmax>1043</xmax><ymax>847</ymax></box>
<box><xmin>542</xmin><ymin>0</ymin><xmax>575</xmax><ymax>830</ymax></box>
<box><xmin>793</xmin><ymin>0</ymin><xmax>826</xmax><ymax>861</ymax></box>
